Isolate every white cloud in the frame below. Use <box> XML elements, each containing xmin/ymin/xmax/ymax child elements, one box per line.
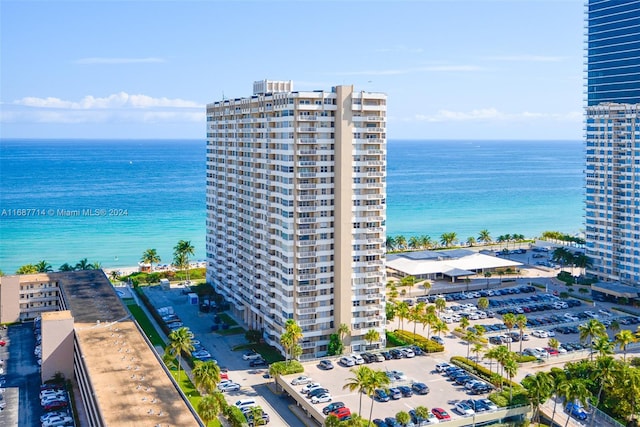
<box><xmin>12</xmin><ymin>92</ymin><xmax>203</xmax><ymax>109</ymax></box>
<box><xmin>74</xmin><ymin>57</ymin><xmax>165</xmax><ymax>64</ymax></box>
<box><xmin>332</xmin><ymin>65</ymin><xmax>483</xmax><ymax>76</ymax></box>
<box><xmin>482</xmin><ymin>55</ymin><xmax>564</xmax><ymax>62</ymax></box>
<box><xmin>2</xmin><ymin>92</ymin><xmax>204</xmax><ymax>124</ymax></box>
<box><xmin>407</xmin><ymin>108</ymin><xmax>582</xmax><ymax>123</ymax></box>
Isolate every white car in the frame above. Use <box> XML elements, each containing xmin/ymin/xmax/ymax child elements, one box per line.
<box><xmin>401</xmin><ymin>348</ymin><xmax>415</xmax><ymax>358</ymax></box>
<box><xmin>564</xmin><ymin>313</ymin><xmax>579</xmax><ymax>321</ymax></box>
<box><xmin>478</xmin><ymin>398</ymin><xmax>498</xmax><ymax>411</ymax></box>
<box><xmin>532</xmin><ymin>330</ymin><xmax>548</xmax><ymax>338</ymax></box>
<box><xmin>301</xmin><ymin>382</ymin><xmax>322</xmax><ymax>394</ymax></box>
<box><xmin>40</xmin><ymin>390</ymin><xmax>65</xmax><ymax>400</ymax></box>
<box><xmin>41</xmin><ymin>415</ymin><xmax>73</xmax><ymax>427</ymax></box>
<box><xmin>242</xmin><ymin>351</ymin><xmax>262</xmax><ymax>361</ymax></box>
<box><xmin>339</xmin><ymin>356</ymin><xmax>355</xmax><ymax>367</ymax></box>
<box><xmin>311</xmin><ymin>393</ymin><xmax>332</xmax><ymax>404</ymax></box>
<box><xmin>455</xmin><ymin>401</ymin><xmax>475</xmax><ymax>416</ymax></box>
<box><xmin>218</xmin><ymin>382</ymin><xmax>241</xmax><ymax>392</ymax></box>
<box><xmin>584</xmin><ymin>311</ymin><xmax>600</xmax><ymax>319</ymax></box>
<box><xmin>290</xmin><ymin>375</ymin><xmax>313</xmax><ymax>385</ymax></box>
<box><xmin>217</xmin><ymin>379</ymin><xmax>234</xmax><ymax>389</ymax></box>
<box><xmin>598</xmin><ymin>309</ymin><xmax>613</xmax><ymax>317</ymax></box>
<box><xmin>350</xmin><ymin>353</ymin><xmax>365</xmax><ymax>365</ymax></box>
<box><xmin>40</xmin><ymin>412</ymin><xmax>68</xmax><ymax>423</ymax></box>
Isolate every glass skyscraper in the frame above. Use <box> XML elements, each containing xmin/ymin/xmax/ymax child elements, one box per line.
<box><xmin>587</xmin><ymin>0</ymin><xmax>640</xmax><ymax>105</ymax></box>
<box><xmin>585</xmin><ymin>0</ymin><xmax>640</xmax><ymax>284</ymax></box>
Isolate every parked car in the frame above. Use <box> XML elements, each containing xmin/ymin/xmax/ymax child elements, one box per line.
<box><xmin>339</xmin><ymin>356</ymin><xmax>356</xmax><ymax>367</ymax></box>
<box><xmin>41</xmin><ymin>415</ymin><xmax>74</xmax><ymax>427</ymax></box>
<box><xmin>350</xmin><ymin>353</ymin><xmax>365</xmax><ymax>365</ymax></box>
<box><xmin>301</xmin><ymin>382</ymin><xmax>322</xmax><ymax>394</ymax></box>
<box><xmin>330</xmin><ymin>406</ymin><xmax>351</xmax><ymax>421</ymax></box>
<box><xmin>400</xmin><ymin>348</ymin><xmax>415</xmax><ymax>358</ymax></box>
<box><xmin>384</xmin><ymin>417</ymin><xmax>400</xmax><ymax>427</ymax></box>
<box><xmin>388</xmin><ymin>387</ymin><xmax>402</xmax><ymax>400</ymax></box>
<box><xmin>291</xmin><ymin>375</ymin><xmax>313</xmax><ymax>385</ymax></box>
<box><xmin>374</xmin><ymin>389</ymin><xmax>390</xmax><ymax>402</ymax></box>
<box><xmin>477</xmin><ymin>398</ymin><xmax>498</xmax><ymax>411</ymax></box>
<box><xmin>411</xmin><ymin>382</ymin><xmax>430</xmax><ymax>395</ymax></box>
<box><xmin>318</xmin><ymin>359</ymin><xmax>334</xmax><ymax>370</ymax></box>
<box><xmin>566</xmin><ymin>402</ymin><xmax>589</xmax><ymax>420</ymax></box>
<box><xmin>455</xmin><ymin>401</ymin><xmax>475</xmax><ymax>416</ymax></box>
<box><xmin>218</xmin><ymin>382</ymin><xmax>241</xmax><ymax>392</ymax></box>
<box><xmin>249</xmin><ymin>358</ymin><xmax>268</xmax><ymax>367</ymax></box>
<box><xmin>322</xmin><ymin>401</ymin><xmax>346</xmax><ymax>415</ymax></box>
<box><xmin>397</xmin><ymin>385</ymin><xmax>413</xmax><ymax>397</ymax></box>
<box><xmin>242</xmin><ymin>350</ymin><xmax>262</xmax><ymax>360</ymax></box>
<box><xmin>389</xmin><ymin>349</ymin><xmax>404</xmax><ymax>359</ymax></box>
<box><xmin>431</xmin><ymin>407</ymin><xmax>451</xmax><ymax>420</ymax></box>
<box><xmin>307</xmin><ymin>388</ymin><xmax>330</xmax><ymax>399</ymax></box>
<box><xmin>311</xmin><ymin>393</ymin><xmax>332</xmax><ymax>404</ymax></box>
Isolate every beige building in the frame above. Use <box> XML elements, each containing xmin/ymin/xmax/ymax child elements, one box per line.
<box><xmin>0</xmin><ymin>273</ymin><xmax>60</xmax><ymax>323</ymax></box>
<box><xmin>0</xmin><ymin>271</ymin><xmax>202</xmax><ymax>426</ymax></box>
<box><xmin>205</xmin><ymin>80</ymin><xmax>387</xmax><ymax>357</ymax></box>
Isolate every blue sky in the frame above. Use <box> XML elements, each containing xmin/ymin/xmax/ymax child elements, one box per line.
<box><xmin>0</xmin><ymin>0</ymin><xmax>584</xmax><ymax>140</ymax></box>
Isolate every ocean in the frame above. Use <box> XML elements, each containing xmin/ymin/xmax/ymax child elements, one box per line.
<box><xmin>0</xmin><ymin>139</ymin><xmax>583</xmax><ymax>274</ymax></box>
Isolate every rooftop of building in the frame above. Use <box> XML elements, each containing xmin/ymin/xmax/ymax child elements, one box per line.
<box><xmin>17</xmin><ymin>271</ymin><xmax>201</xmax><ymax>426</ymax></box>
<box><xmin>387</xmin><ymin>249</ymin><xmax>521</xmax><ymax>277</ymax></box>
<box><xmin>591</xmin><ymin>281</ymin><xmax>640</xmax><ymax>298</ymax></box>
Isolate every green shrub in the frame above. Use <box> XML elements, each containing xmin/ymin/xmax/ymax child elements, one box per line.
<box><xmin>225</xmin><ymin>405</ymin><xmax>249</xmax><ymax>427</ymax></box>
<box><xmin>514</xmin><ymin>354</ymin><xmax>537</xmax><ymax>363</ymax></box>
<box><xmin>450</xmin><ymin>356</ymin><xmax>522</xmax><ymax>390</ymax></box>
<box><xmin>269</xmin><ymin>360</ymin><xmax>304</xmax><ymax>376</ymax></box>
<box><xmin>389</xmin><ymin>330</ymin><xmax>444</xmax><ymax>353</ymax></box>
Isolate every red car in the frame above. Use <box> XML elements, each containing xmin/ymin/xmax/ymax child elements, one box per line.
<box><xmin>544</xmin><ymin>347</ymin><xmax>559</xmax><ymax>356</ymax></box>
<box><xmin>431</xmin><ymin>407</ymin><xmax>451</xmax><ymax>420</ymax></box>
<box><xmin>0</xmin><ymin>340</ymin><xmax>6</xmax><ymax>347</ymax></box>
<box><xmin>220</xmin><ymin>368</ymin><xmax>229</xmax><ymax>380</ymax></box>
<box><xmin>44</xmin><ymin>401</ymin><xmax>69</xmax><ymax>411</ymax></box>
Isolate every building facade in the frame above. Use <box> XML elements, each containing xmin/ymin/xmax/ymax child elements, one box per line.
<box><xmin>0</xmin><ymin>274</ymin><xmax>60</xmax><ymax>323</ymax></box>
<box><xmin>205</xmin><ymin>81</ymin><xmax>387</xmax><ymax>357</ymax></box>
<box><xmin>585</xmin><ymin>0</ymin><xmax>640</xmax><ymax>283</ymax></box>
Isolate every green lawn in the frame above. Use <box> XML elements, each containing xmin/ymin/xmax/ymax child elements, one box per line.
<box><xmin>168</xmin><ymin>368</ymin><xmax>221</xmax><ymax>427</ymax></box>
<box><xmin>216</xmin><ymin>326</ymin><xmax>245</xmax><ymax>336</ymax></box>
<box><xmin>218</xmin><ymin>312</ymin><xmax>238</xmax><ymax>326</ymax></box>
<box><xmin>127</xmin><ymin>304</ymin><xmax>166</xmax><ymax>347</ymax></box>
<box><xmin>232</xmin><ymin>343</ymin><xmax>285</xmax><ymax>363</ymax></box>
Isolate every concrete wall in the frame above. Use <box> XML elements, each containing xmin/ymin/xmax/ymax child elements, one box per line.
<box><xmin>0</xmin><ymin>276</ymin><xmax>20</xmax><ymax>324</ymax></box>
<box><xmin>41</xmin><ymin>310</ymin><xmax>75</xmax><ymax>382</ymax></box>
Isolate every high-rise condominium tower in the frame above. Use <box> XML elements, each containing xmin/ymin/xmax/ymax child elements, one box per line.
<box><xmin>205</xmin><ymin>81</ymin><xmax>387</xmax><ymax>357</ymax></box>
<box><xmin>585</xmin><ymin>0</ymin><xmax>640</xmax><ymax>283</ymax></box>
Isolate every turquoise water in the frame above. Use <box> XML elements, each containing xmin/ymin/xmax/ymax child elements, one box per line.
<box><xmin>0</xmin><ymin>139</ymin><xmax>583</xmax><ymax>274</ymax></box>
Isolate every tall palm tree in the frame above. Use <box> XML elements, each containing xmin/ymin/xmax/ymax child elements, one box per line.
<box><xmin>164</xmin><ymin>327</ymin><xmax>194</xmax><ymax>383</ymax></box>
<box><xmin>466</xmin><ymin>236</ymin><xmax>476</xmax><ymax>247</ymax></box>
<box><xmin>472</xmin><ymin>343</ymin><xmax>484</xmax><ymax>368</ymax></box>
<box><xmin>396</xmin><ymin>301</ymin><xmax>410</xmax><ymax>331</ymax></box>
<box><xmin>432</xmin><ymin>319</ymin><xmax>448</xmax><ymax>338</ymax></box>
<box><xmin>478</xmin><ymin>229</ymin><xmax>492</xmax><ymax>245</ymax></box>
<box><xmin>615</xmin><ymin>329</ymin><xmax>637</xmax><ymax>361</ymax></box>
<box><xmin>434</xmin><ymin>297</ymin><xmax>446</xmax><ymax>316</ymax></box>
<box><xmin>281</xmin><ymin>319</ymin><xmax>303</xmax><ymax>362</ymax></box>
<box><xmin>395</xmin><ymin>235</ymin><xmax>407</xmax><ymax>250</ymax></box>
<box><xmin>579</xmin><ymin>319</ymin><xmax>607</xmax><ymax>361</ymax></box>
<box><xmin>503</xmin><ymin>357</ymin><xmax>518</xmax><ymax>403</ymax></box>
<box><xmin>366</xmin><ymin>370</ymin><xmax>391</xmax><ymax>426</ymax></box>
<box><xmin>343</xmin><ymin>365</ymin><xmax>373</xmax><ymax>416</ymax></box>
<box><xmin>459</xmin><ymin>316</ymin><xmax>470</xmax><ymax>331</ymax></box>
<box><xmin>421</xmin><ymin>280</ymin><xmax>432</xmax><ymax>296</ymax></box>
<box><xmin>591</xmin><ymin>356</ymin><xmax>617</xmax><ymax>425</ymax></box>
<box><xmin>337</xmin><ymin>323</ymin><xmax>350</xmax><ymax>351</ymax></box>
<box><xmin>197</xmin><ymin>393</ymin><xmax>222</xmax><ymax>425</ymax></box>
<box><xmin>591</xmin><ymin>336</ymin><xmax>614</xmax><ymax>359</ymax></box>
<box><xmin>408</xmin><ymin>236</ymin><xmax>420</xmax><ymax>250</ymax></box>
<box><xmin>192</xmin><ymin>360</ymin><xmax>221</xmax><ymax>394</ymax></box>
<box><xmin>515</xmin><ymin>314</ymin><xmax>527</xmax><ymax>354</ymax></box>
<box><xmin>557</xmin><ymin>379</ymin><xmax>591</xmax><ymax>427</ymax></box>
<box><xmin>140</xmin><ymin>248</ymin><xmax>161</xmax><ymax>271</ymax></box>
<box><xmin>549</xmin><ymin>369</ymin><xmax>567</xmax><ymax>426</ymax></box>
<box><xmin>419</xmin><ymin>235</ymin><xmax>433</xmax><ymax>249</ymax></box>
<box><xmin>492</xmin><ymin>345</ymin><xmax>511</xmax><ymax>381</ymax></box>
<box><xmin>463</xmin><ymin>330</ymin><xmax>477</xmax><ymax>359</ymax></box>
<box><xmin>522</xmin><ymin>371</ymin><xmax>554</xmax><ymax>424</ymax></box>
<box><xmin>109</xmin><ymin>270</ymin><xmax>120</xmax><ymax>282</ymax></box>
<box><xmin>401</xmin><ymin>275</ymin><xmax>416</xmax><ymax>297</ymax></box>
<box><xmin>410</xmin><ymin>302</ymin><xmax>425</xmax><ymax>336</ymax></box>
<box><xmin>385</xmin><ymin>236</ymin><xmax>397</xmax><ymax>251</ymax></box>
<box><xmin>502</xmin><ymin>313</ymin><xmax>516</xmax><ymax>351</ymax></box>
<box><xmin>173</xmin><ymin>239</ymin><xmax>195</xmax><ymax>280</ymax></box>
<box><xmin>35</xmin><ymin>260</ymin><xmax>53</xmax><ymax>273</ymax></box>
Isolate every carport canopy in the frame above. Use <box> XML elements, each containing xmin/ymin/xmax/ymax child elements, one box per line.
<box><xmin>591</xmin><ymin>282</ymin><xmax>640</xmax><ymax>298</ymax></box>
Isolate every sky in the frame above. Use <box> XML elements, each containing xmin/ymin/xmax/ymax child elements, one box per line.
<box><xmin>0</xmin><ymin>0</ymin><xmax>585</xmax><ymax>140</ymax></box>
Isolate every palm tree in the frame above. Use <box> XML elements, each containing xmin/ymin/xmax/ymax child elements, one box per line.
<box><xmin>492</xmin><ymin>345</ymin><xmax>511</xmax><ymax>381</ymax></box>
<box><xmin>141</xmin><ymin>248</ymin><xmax>161</xmax><ymax>271</ymax></box>
<box><xmin>463</xmin><ymin>330</ymin><xmax>477</xmax><ymax>359</ymax></box>
<box><xmin>197</xmin><ymin>393</ymin><xmax>222</xmax><ymax>425</ymax></box>
<box><xmin>591</xmin><ymin>336</ymin><xmax>614</xmax><ymax>358</ymax></box>
<box><xmin>591</xmin><ymin>355</ymin><xmax>617</xmax><ymax>423</ymax></box>
<box><xmin>522</xmin><ymin>371</ymin><xmax>554</xmax><ymax>424</ymax></box>
<box><xmin>401</xmin><ymin>275</ymin><xmax>416</xmax><ymax>297</ymax></box>
<box><xmin>343</xmin><ymin>366</ymin><xmax>373</xmax><ymax>416</ymax></box>
<box><xmin>549</xmin><ymin>369</ymin><xmax>567</xmax><ymax>426</ymax></box>
<box><xmin>502</xmin><ymin>313</ymin><xmax>516</xmax><ymax>351</ymax></box>
<box><xmin>16</xmin><ymin>264</ymin><xmax>38</xmax><ymax>274</ymax></box>
<box><xmin>548</xmin><ymin>338</ymin><xmax>561</xmax><ymax>355</ymax></box>
<box><xmin>395</xmin><ymin>235</ymin><xmax>407</xmax><ymax>250</ymax></box>
<box><xmin>164</xmin><ymin>326</ymin><xmax>194</xmax><ymax>383</ymax></box>
<box><xmin>421</xmin><ymin>280</ymin><xmax>432</xmax><ymax>296</ymax></box>
<box><xmin>557</xmin><ymin>379</ymin><xmax>591</xmax><ymax>427</ymax></box>
<box><xmin>75</xmin><ymin>258</ymin><xmax>93</xmax><ymax>270</ymax></box>
<box><xmin>410</xmin><ymin>302</ymin><xmax>425</xmax><ymax>336</ymax></box>
<box><xmin>414</xmin><ymin>406</ymin><xmax>430</xmax><ymax>423</ymax></box>
<box><xmin>579</xmin><ymin>319</ymin><xmax>607</xmax><ymax>361</ymax></box>
<box><xmin>173</xmin><ymin>239</ymin><xmax>195</xmax><ymax>281</ymax></box>
<box><xmin>366</xmin><ymin>370</ymin><xmax>391</xmax><ymax>426</ymax></box>
<box><xmin>324</xmin><ymin>415</ymin><xmax>341</xmax><ymax>427</ymax></box>
<box><xmin>35</xmin><ymin>260</ymin><xmax>53</xmax><ymax>273</ymax></box>
<box><xmin>281</xmin><ymin>319</ymin><xmax>303</xmax><ymax>362</ymax></box>
<box><xmin>92</xmin><ymin>261</ymin><xmax>102</xmax><ymax>270</ymax></box>
<box><xmin>364</xmin><ymin>329</ymin><xmax>380</xmax><ymax>349</ymax></box>
<box><xmin>478</xmin><ymin>229</ymin><xmax>492</xmax><ymax>245</ymax></box>
<box><xmin>419</xmin><ymin>235</ymin><xmax>433</xmax><ymax>249</ymax></box>
<box><xmin>466</xmin><ymin>236</ymin><xmax>476</xmax><ymax>247</ymax></box>
<box><xmin>58</xmin><ymin>263</ymin><xmax>75</xmax><ymax>272</ymax></box>
<box><xmin>440</xmin><ymin>232</ymin><xmax>457</xmax><ymax>247</ymax></box>
<box><xmin>109</xmin><ymin>270</ymin><xmax>120</xmax><ymax>282</ymax></box>
<box><xmin>386</xmin><ymin>236</ymin><xmax>397</xmax><ymax>251</ymax></box>
<box><xmin>192</xmin><ymin>360</ymin><xmax>221</xmax><ymax>394</ymax></box>
<box><xmin>434</xmin><ymin>297</ymin><xmax>446</xmax><ymax>316</ymax></box>
<box><xmin>396</xmin><ymin>301</ymin><xmax>410</xmax><ymax>331</ymax></box>
<box><xmin>615</xmin><ymin>329</ymin><xmax>637</xmax><ymax>361</ymax></box>
<box><xmin>472</xmin><ymin>343</ymin><xmax>484</xmax><ymax>367</ymax></box>
<box><xmin>477</xmin><ymin>297</ymin><xmax>489</xmax><ymax>311</ymax></box>
<box><xmin>515</xmin><ymin>314</ymin><xmax>527</xmax><ymax>354</ymax></box>
<box><xmin>503</xmin><ymin>357</ymin><xmax>518</xmax><ymax>403</ymax></box>
<box><xmin>408</xmin><ymin>236</ymin><xmax>420</xmax><ymax>250</ymax></box>
<box><xmin>484</xmin><ymin>271</ymin><xmax>492</xmax><ymax>288</ymax></box>
<box><xmin>432</xmin><ymin>319</ymin><xmax>448</xmax><ymax>338</ymax></box>
<box><xmin>459</xmin><ymin>316</ymin><xmax>470</xmax><ymax>331</ymax></box>
<box><xmin>337</xmin><ymin>323</ymin><xmax>350</xmax><ymax>352</ymax></box>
